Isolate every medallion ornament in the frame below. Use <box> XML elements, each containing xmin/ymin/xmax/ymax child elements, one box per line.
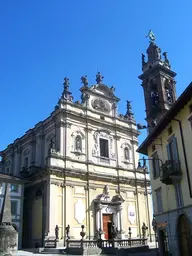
<box><xmin>92</xmin><ymin>98</ymin><xmax>110</xmax><ymax>113</ymax></box>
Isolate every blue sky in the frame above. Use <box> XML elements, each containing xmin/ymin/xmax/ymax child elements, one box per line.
<box><xmin>1</xmin><ymin>0</ymin><xmax>192</xmax><ymax>151</ymax></box>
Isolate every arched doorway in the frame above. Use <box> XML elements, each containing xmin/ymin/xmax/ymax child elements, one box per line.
<box><xmin>178</xmin><ymin>214</ymin><xmax>191</xmax><ymax>256</ymax></box>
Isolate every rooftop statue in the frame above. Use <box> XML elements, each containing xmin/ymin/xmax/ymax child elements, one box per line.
<box><xmin>146</xmin><ymin>29</ymin><xmax>156</xmax><ymax>43</ymax></box>
<box><xmin>96</xmin><ymin>72</ymin><xmax>104</xmax><ymax>84</ymax></box>
<box><xmin>63</xmin><ymin>77</ymin><xmax>70</xmax><ymax>88</ymax></box>
<box><xmin>81</xmin><ymin>75</ymin><xmax>88</xmax><ymax>87</ymax></box>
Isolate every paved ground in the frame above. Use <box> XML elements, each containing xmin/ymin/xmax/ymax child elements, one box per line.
<box><xmin>14</xmin><ymin>253</ymin><xmax>158</xmax><ymax>256</ymax></box>
<box><xmin>13</xmin><ymin>250</ymin><xmax>158</xmax><ymax>256</ymax></box>
<box><xmin>12</xmin><ymin>241</ymin><xmax>158</xmax><ymax>256</ymax></box>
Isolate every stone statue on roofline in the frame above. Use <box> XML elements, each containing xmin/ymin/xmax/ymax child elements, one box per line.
<box><xmin>96</xmin><ymin>72</ymin><xmax>104</xmax><ymax>84</ymax></box>
<box><xmin>146</xmin><ymin>29</ymin><xmax>156</xmax><ymax>43</ymax></box>
<box><xmin>81</xmin><ymin>75</ymin><xmax>88</xmax><ymax>87</ymax></box>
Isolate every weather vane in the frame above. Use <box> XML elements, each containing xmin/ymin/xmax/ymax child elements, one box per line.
<box><xmin>146</xmin><ymin>29</ymin><xmax>156</xmax><ymax>43</ymax></box>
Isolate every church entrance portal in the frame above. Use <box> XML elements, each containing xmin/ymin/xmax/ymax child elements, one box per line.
<box><xmin>103</xmin><ymin>214</ymin><xmax>113</xmax><ymax>239</ymax></box>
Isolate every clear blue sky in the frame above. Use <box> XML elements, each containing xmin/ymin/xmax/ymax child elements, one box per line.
<box><xmin>1</xmin><ymin>0</ymin><xmax>192</xmax><ymax>151</ymax></box>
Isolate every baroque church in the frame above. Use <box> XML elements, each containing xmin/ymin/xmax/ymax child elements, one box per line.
<box><xmin>0</xmin><ymin>72</ymin><xmax>153</xmax><ymax>248</ymax></box>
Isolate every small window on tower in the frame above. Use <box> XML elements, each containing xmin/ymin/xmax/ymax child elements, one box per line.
<box><xmin>99</xmin><ymin>139</ymin><xmax>109</xmax><ymax>158</ymax></box>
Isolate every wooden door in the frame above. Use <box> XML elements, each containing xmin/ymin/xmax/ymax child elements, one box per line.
<box><xmin>103</xmin><ymin>214</ymin><xmax>111</xmax><ymax>239</ymax></box>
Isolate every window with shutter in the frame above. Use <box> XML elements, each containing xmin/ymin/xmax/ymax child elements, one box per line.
<box><xmin>167</xmin><ymin>136</ymin><xmax>179</xmax><ymax>171</ymax></box>
<box><xmin>174</xmin><ymin>183</ymin><xmax>183</xmax><ymax>208</ymax></box>
<box><xmin>155</xmin><ymin>188</ymin><xmax>163</xmax><ymax>213</ymax></box>
<box><xmin>11</xmin><ymin>200</ymin><xmax>17</xmax><ymax>215</ymax></box>
<box><xmin>167</xmin><ymin>136</ymin><xmax>179</xmax><ymax>161</ymax></box>
<box><xmin>152</xmin><ymin>152</ymin><xmax>160</xmax><ymax>179</ymax></box>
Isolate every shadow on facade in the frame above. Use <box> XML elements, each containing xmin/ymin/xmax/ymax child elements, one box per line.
<box><xmin>177</xmin><ymin>214</ymin><xmax>192</xmax><ymax>256</ymax></box>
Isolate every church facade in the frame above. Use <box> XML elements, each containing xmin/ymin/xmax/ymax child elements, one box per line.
<box><xmin>0</xmin><ymin>73</ymin><xmax>153</xmax><ymax>248</ymax></box>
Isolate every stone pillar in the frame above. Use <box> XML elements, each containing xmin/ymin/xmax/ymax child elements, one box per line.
<box><xmin>95</xmin><ymin>204</ymin><xmax>105</xmax><ymax>239</ymax></box>
<box><xmin>11</xmin><ymin>148</ymin><xmax>15</xmax><ymax>175</ymax></box>
<box><xmin>41</xmin><ymin>135</ymin><xmax>45</xmax><ymax>166</ymax></box>
<box><xmin>18</xmin><ymin>146</ymin><xmax>22</xmax><ymax>172</ymax></box>
<box><xmin>59</xmin><ymin>121</ymin><xmax>65</xmax><ymax>156</ymax></box>
<box><xmin>117</xmin><ymin>205</ymin><xmax>124</xmax><ymax>239</ymax></box>
<box><xmin>96</xmin><ymin>209</ymin><xmax>100</xmax><ymax>231</ymax></box>
<box><xmin>31</xmin><ymin>139</ymin><xmax>36</xmax><ymax>165</ymax></box>
<box><xmin>116</xmin><ymin>211</ymin><xmax>120</xmax><ymax>231</ymax></box>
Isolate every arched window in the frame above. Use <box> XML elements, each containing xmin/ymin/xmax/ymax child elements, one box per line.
<box><xmin>75</xmin><ymin>135</ymin><xmax>82</xmax><ymax>152</ymax></box>
<box><xmin>124</xmin><ymin>147</ymin><xmax>130</xmax><ymax>160</ymax></box>
<box><xmin>165</xmin><ymin>84</ymin><xmax>173</xmax><ymax>104</ymax></box>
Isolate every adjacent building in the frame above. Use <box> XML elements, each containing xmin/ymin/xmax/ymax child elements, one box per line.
<box><xmin>137</xmin><ymin>35</ymin><xmax>192</xmax><ymax>256</ymax></box>
<box><xmin>0</xmin><ymin>173</ymin><xmax>25</xmax><ymax>249</ymax></box>
<box><xmin>0</xmin><ymin>73</ymin><xmax>153</xmax><ymax>248</ymax></box>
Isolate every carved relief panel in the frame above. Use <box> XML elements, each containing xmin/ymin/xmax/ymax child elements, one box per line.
<box><xmin>74</xmin><ymin>199</ymin><xmax>86</xmax><ymax>224</ymax></box>
<box><xmin>91</xmin><ymin>98</ymin><xmax>111</xmax><ymax>113</ymax></box>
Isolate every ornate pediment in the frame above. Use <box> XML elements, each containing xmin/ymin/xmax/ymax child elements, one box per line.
<box><xmin>90</xmin><ymin>84</ymin><xmax>120</xmax><ymax>101</ymax></box>
<box><xmin>95</xmin><ymin>185</ymin><xmax>124</xmax><ymax>204</ymax></box>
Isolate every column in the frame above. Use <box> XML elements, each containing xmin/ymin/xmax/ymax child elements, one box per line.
<box><xmin>116</xmin><ymin>211</ymin><xmax>120</xmax><ymax>231</ymax></box>
<box><xmin>117</xmin><ymin>205</ymin><xmax>124</xmax><ymax>239</ymax></box>
<box><xmin>41</xmin><ymin>135</ymin><xmax>45</xmax><ymax>166</ymax></box>
<box><xmin>31</xmin><ymin>139</ymin><xmax>36</xmax><ymax>165</ymax></box>
<box><xmin>17</xmin><ymin>146</ymin><xmax>22</xmax><ymax>173</ymax></box>
<box><xmin>59</xmin><ymin>121</ymin><xmax>64</xmax><ymax>156</ymax></box>
<box><xmin>96</xmin><ymin>209</ymin><xmax>100</xmax><ymax>231</ymax></box>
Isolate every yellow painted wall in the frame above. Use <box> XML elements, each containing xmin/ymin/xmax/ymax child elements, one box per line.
<box><xmin>148</xmin><ymin>99</ymin><xmax>192</xmax><ymax>214</ymax></box>
<box><xmin>47</xmin><ymin>177</ymin><xmax>153</xmax><ymax>239</ymax></box>
<box><xmin>32</xmin><ymin>198</ymin><xmax>42</xmax><ymax>239</ymax></box>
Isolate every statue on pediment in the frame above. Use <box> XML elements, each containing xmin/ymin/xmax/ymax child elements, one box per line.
<box><xmin>110</xmin><ymin>86</ymin><xmax>115</xmax><ymax>92</ymax></box>
<box><xmin>81</xmin><ymin>75</ymin><xmax>88</xmax><ymax>87</ymax></box>
<box><xmin>96</xmin><ymin>72</ymin><xmax>104</xmax><ymax>84</ymax></box>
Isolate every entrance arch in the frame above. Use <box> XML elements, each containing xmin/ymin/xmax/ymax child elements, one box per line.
<box><xmin>178</xmin><ymin>214</ymin><xmax>191</xmax><ymax>256</ymax></box>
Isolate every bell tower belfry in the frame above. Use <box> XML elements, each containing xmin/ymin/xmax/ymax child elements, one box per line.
<box><xmin>139</xmin><ymin>31</ymin><xmax>177</xmax><ymax>132</ymax></box>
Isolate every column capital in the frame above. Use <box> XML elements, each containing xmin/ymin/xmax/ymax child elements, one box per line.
<box><xmin>96</xmin><ymin>203</ymin><xmax>103</xmax><ymax>212</ymax></box>
<box><xmin>117</xmin><ymin>205</ymin><xmax>123</xmax><ymax>212</ymax></box>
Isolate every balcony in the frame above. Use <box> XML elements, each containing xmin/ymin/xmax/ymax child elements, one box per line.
<box><xmin>160</xmin><ymin>160</ymin><xmax>182</xmax><ymax>185</ymax></box>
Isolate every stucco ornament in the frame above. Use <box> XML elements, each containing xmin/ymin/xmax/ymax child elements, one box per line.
<box><xmin>74</xmin><ymin>199</ymin><xmax>85</xmax><ymax>224</ymax></box>
<box><xmin>92</xmin><ymin>129</ymin><xmax>115</xmax><ymax>158</ymax></box>
<box><xmin>23</xmin><ymin>148</ymin><xmax>30</xmax><ymax>156</ymax></box>
<box><xmin>92</xmin><ymin>98</ymin><xmax>111</xmax><ymax>113</ymax></box>
<box><xmin>128</xmin><ymin>204</ymin><xmax>136</xmax><ymax>224</ymax></box>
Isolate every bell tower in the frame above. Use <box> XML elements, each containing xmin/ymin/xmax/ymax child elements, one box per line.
<box><xmin>139</xmin><ymin>31</ymin><xmax>177</xmax><ymax>132</ymax></box>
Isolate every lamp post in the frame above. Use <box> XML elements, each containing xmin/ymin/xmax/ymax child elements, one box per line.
<box><xmin>152</xmin><ymin>216</ymin><xmax>158</xmax><ymax>256</ymax></box>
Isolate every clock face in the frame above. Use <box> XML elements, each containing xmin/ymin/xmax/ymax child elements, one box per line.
<box><xmin>92</xmin><ymin>98</ymin><xmax>111</xmax><ymax>113</ymax></box>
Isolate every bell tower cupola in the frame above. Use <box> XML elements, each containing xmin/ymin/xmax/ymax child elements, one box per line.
<box><xmin>139</xmin><ymin>30</ymin><xmax>177</xmax><ymax>132</ymax></box>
